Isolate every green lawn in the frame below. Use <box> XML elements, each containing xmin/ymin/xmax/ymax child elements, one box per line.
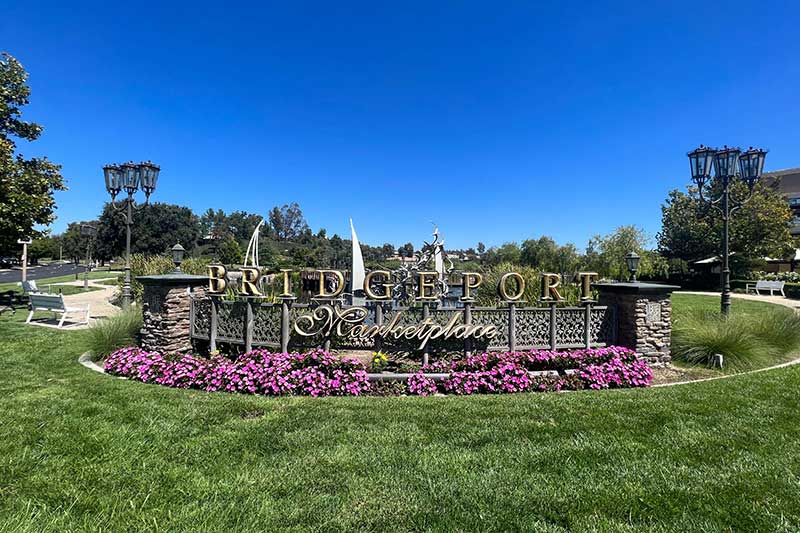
<box><xmin>0</xmin><ymin>296</ymin><xmax>799</xmax><ymax>531</ymax></box>
<box><xmin>0</xmin><ymin>271</ymin><xmax>120</xmax><ymax>296</ymax></box>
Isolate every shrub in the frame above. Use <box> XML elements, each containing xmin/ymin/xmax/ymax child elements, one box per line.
<box><xmin>105</xmin><ymin>348</ymin><xmax>371</xmax><ymax>396</ymax></box>
<box><xmin>104</xmin><ymin>346</ymin><xmax>650</xmax><ymax>397</ymax></box>
<box><xmin>671</xmin><ymin>307</ymin><xmax>800</xmax><ymax>371</ymax></box>
<box><xmin>129</xmin><ymin>254</ymin><xmax>210</xmax><ymax>301</ymax></box>
<box><xmin>84</xmin><ymin>307</ymin><xmax>142</xmax><ymax>360</ymax></box>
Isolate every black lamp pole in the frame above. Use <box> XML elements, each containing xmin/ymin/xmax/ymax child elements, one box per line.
<box><xmin>688</xmin><ymin>145</ymin><xmax>767</xmax><ymax>316</ymax></box>
<box><xmin>104</xmin><ymin>161</ymin><xmax>160</xmax><ymax>308</ymax></box>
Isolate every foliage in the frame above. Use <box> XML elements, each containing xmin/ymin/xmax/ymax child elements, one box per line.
<box><xmin>658</xmin><ymin>182</ymin><xmax>796</xmax><ymax>263</ymax></box>
<box><xmin>585</xmin><ymin>225</ymin><xmax>667</xmax><ymax>280</ymax></box>
<box><xmin>371</xmin><ymin>351</ymin><xmax>388</xmax><ymax>372</ymax></box>
<box><xmin>128</xmin><ymin>253</ymin><xmax>210</xmax><ymax>301</ymax></box>
<box><xmin>746</xmin><ymin>270</ymin><xmax>800</xmax><ymax>282</ymax></box>
<box><xmin>406</xmin><ymin>347</ymin><xmax>651</xmax><ymax>395</ymax></box>
<box><xmin>105</xmin><ymin>348</ymin><xmax>371</xmax><ymax>396</ymax></box>
<box><xmin>83</xmin><ymin>307</ymin><xmax>142</xmax><ymax>360</ymax></box>
<box><xmin>94</xmin><ymin>202</ymin><xmax>201</xmax><ymax>260</ymax></box>
<box><xmin>520</xmin><ymin>236</ymin><xmax>580</xmax><ymax>275</ymax></box>
<box><xmin>0</xmin><ymin>53</ymin><xmax>66</xmax><ymax>255</ymax></box>
<box><xmin>474</xmin><ymin>262</ymin><xmax>583</xmax><ymax>306</ymax></box>
<box><xmin>672</xmin><ymin>296</ymin><xmax>800</xmax><ymax>371</ymax></box>
<box><xmin>269</xmin><ymin>202</ymin><xmax>309</xmax><ymax>241</ymax></box>
<box><xmin>217</xmin><ymin>235</ymin><xmax>243</xmax><ymax>265</ymax></box>
<box><xmin>56</xmin><ymin>220</ymin><xmax>96</xmax><ymax>263</ymax></box>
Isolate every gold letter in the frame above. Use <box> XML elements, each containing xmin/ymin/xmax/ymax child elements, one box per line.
<box><xmin>417</xmin><ymin>271</ymin><xmax>439</xmax><ymax>300</ymax></box>
<box><xmin>240</xmin><ymin>267</ymin><xmax>262</xmax><ymax>296</ymax></box>
<box><xmin>498</xmin><ymin>272</ymin><xmax>525</xmax><ymax>301</ymax></box>
<box><xmin>208</xmin><ymin>265</ymin><xmax>227</xmax><ymax>294</ymax></box>
<box><xmin>461</xmin><ymin>272</ymin><xmax>483</xmax><ymax>301</ymax></box>
<box><xmin>317</xmin><ymin>269</ymin><xmax>345</xmax><ymax>298</ymax></box>
<box><xmin>577</xmin><ymin>272</ymin><xmax>598</xmax><ymax>302</ymax></box>
<box><xmin>364</xmin><ymin>270</ymin><xmax>394</xmax><ymax>300</ymax></box>
<box><xmin>540</xmin><ymin>273</ymin><xmax>564</xmax><ymax>302</ymax></box>
<box><xmin>279</xmin><ymin>269</ymin><xmax>294</xmax><ymax>297</ymax></box>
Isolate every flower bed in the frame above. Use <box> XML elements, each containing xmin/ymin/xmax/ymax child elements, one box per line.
<box><xmin>104</xmin><ymin>346</ymin><xmax>652</xmax><ymax>396</ymax></box>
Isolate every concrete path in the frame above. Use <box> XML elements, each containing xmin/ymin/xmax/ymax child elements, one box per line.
<box><xmin>677</xmin><ymin>290</ymin><xmax>800</xmax><ymax>311</ymax></box>
<box><xmin>27</xmin><ymin>278</ymin><xmax>121</xmax><ymax>330</ymax></box>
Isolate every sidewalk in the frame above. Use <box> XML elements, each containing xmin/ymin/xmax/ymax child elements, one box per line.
<box><xmin>677</xmin><ymin>291</ymin><xmax>800</xmax><ymax>311</ymax></box>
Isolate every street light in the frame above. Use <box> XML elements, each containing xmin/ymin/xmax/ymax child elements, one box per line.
<box><xmin>625</xmin><ymin>251</ymin><xmax>640</xmax><ymax>283</ymax></box>
<box><xmin>104</xmin><ymin>161</ymin><xmax>160</xmax><ymax>308</ymax></box>
<box><xmin>171</xmin><ymin>243</ymin><xmax>185</xmax><ymax>273</ymax></box>
<box><xmin>688</xmin><ymin>145</ymin><xmax>767</xmax><ymax>315</ymax></box>
<box><xmin>80</xmin><ymin>224</ymin><xmax>97</xmax><ymax>290</ymax></box>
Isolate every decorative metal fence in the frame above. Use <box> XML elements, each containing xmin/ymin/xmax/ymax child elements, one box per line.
<box><xmin>191</xmin><ymin>298</ymin><xmax>616</xmax><ymax>354</ymax></box>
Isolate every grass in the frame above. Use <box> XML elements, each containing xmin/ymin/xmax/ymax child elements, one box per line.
<box><xmin>0</xmin><ymin>296</ymin><xmax>799</xmax><ymax>530</ymax></box>
<box><xmin>0</xmin><ymin>271</ymin><xmax>121</xmax><ymax>296</ymax></box>
<box><xmin>671</xmin><ymin>294</ymin><xmax>800</xmax><ymax>372</ymax></box>
<box><xmin>82</xmin><ymin>306</ymin><xmax>142</xmax><ymax>360</ymax></box>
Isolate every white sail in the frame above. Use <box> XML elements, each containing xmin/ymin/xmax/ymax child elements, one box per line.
<box><xmin>434</xmin><ymin>246</ymin><xmax>444</xmax><ymax>280</ymax></box>
<box><xmin>350</xmin><ymin>218</ymin><xmax>366</xmax><ymax>293</ymax></box>
<box><xmin>243</xmin><ymin>219</ymin><xmax>265</xmax><ymax>267</ymax></box>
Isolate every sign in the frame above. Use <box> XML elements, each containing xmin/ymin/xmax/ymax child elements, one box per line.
<box><xmin>207</xmin><ymin>265</ymin><xmax>599</xmax><ymax>303</ymax></box>
<box><xmin>293</xmin><ymin>303</ymin><xmax>499</xmax><ymax>350</ymax></box>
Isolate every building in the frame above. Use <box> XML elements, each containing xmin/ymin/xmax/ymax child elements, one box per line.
<box><xmin>764</xmin><ymin>168</ymin><xmax>800</xmax><ymax>236</ymax></box>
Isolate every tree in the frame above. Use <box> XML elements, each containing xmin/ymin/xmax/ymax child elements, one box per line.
<box><xmin>398</xmin><ymin>242</ymin><xmax>414</xmax><ymax>258</ymax></box>
<box><xmin>484</xmin><ymin>242</ymin><xmax>522</xmax><ymax>266</ymax></box>
<box><xmin>0</xmin><ymin>53</ymin><xmax>66</xmax><ymax>255</ymax></box>
<box><xmin>658</xmin><ymin>182</ymin><xmax>795</xmax><ymax>264</ymax></box>
<box><xmin>477</xmin><ymin>242</ymin><xmax>486</xmax><ymax>254</ymax></box>
<box><xmin>269</xmin><ymin>202</ymin><xmax>309</xmax><ymax>240</ymax></box>
<box><xmin>58</xmin><ymin>221</ymin><xmax>96</xmax><ymax>263</ymax></box>
<box><xmin>217</xmin><ymin>235</ymin><xmax>243</xmax><ymax>265</ymax></box>
<box><xmin>380</xmin><ymin>243</ymin><xmax>395</xmax><ymax>260</ymax></box>
<box><xmin>585</xmin><ymin>225</ymin><xmax>655</xmax><ymax>280</ymax></box>
<box><xmin>95</xmin><ymin>202</ymin><xmax>200</xmax><ymax>260</ymax></box>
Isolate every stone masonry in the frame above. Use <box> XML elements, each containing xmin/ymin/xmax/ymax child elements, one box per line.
<box><xmin>596</xmin><ymin>282</ymin><xmax>679</xmax><ymax>366</ymax></box>
<box><xmin>138</xmin><ymin>274</ymin><xmax>208</xmax><ymax>354</ymax></box>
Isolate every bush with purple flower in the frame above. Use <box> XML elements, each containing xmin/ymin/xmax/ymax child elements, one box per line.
<box><xmin>104</xmin><ymin>345</ymin><xmax>651</xmax><ymax>397</ymax></box>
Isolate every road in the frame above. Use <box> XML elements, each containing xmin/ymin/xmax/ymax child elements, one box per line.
<box><xmin>0</xmin><ymin>262</ymin><xmax>83</xmax><ymax>284</ymax></box>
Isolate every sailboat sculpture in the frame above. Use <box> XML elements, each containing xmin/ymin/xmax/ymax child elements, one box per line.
<box><xmin>350</xmin><ymin>218</ymin><xmax>366</xmax><ymax>303</ymax></box>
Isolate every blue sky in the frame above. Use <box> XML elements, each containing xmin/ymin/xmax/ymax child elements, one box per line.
<box><xmin>5</xmin><ymin>1</ymin><xmax>800</xmax><ymax>250</ymax></box>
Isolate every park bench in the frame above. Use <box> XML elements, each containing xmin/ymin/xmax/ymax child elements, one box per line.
<box><xmin>745</xmin><ymin>280</ymin><xmax>786</xmax><ymax>297</ymax></box>
<box><xmin>26</xmin><ymin>293</ymin><xmax>90</xmax><ymax>328</ymax></box>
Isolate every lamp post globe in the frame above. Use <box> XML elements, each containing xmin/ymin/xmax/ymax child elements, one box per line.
<box><xmin>738</xmin><ymin>147</ymin><xmax>768</xmax><ymax>190</ymax></box>
<box><xmin>171</xmin><ymin>243</ymin><xmax>185</xmax><ymax>273</ymax></box>
<box><xmin>625</xmin><ymin>251</ymin><xmax>640</xmax><ymax>283</ymax></box>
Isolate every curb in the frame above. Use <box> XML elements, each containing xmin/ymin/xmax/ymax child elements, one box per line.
<box><xmin>78</xmin><ymin>352</ymin><xmax>107</xmax><ymax>374</ymax></box>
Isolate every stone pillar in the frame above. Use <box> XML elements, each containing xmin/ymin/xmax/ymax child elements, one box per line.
<box><xmin>595</xmin><ymin>281</ymin><xmax>680</xmax><ymax>365</ymax></box>
<box><xmin>138</xmin><ymin>273</ymin><xmax>208</xmax><ymax>354</ymax></box>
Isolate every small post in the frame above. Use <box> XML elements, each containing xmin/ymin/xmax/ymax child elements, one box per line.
<box><xmin>422</xmin><ymin>302</ymin><xmax>430</xmax><ymax>366</ymax></box>
<box><xmin>245</xmin><ymin>298</ymin><xmax>254</xmax><ymax>353</ymax></box>
<box><xmin>210</xmin><ymin>297</ymin><xmax>219</xmax><ymax>353</ymax></box>
<box><xmin>280</xmin><ymin>296</ymin><xmax>294</xmax><ymax>353</ymax></box>
<box><xmin>463</xmin><ymin>300</ymin><xmax>473</xmax><ymax>356</ymax></box>
<box><xmin>583</xmin><ymin>300</ymin><xmax>592</xmax><ymax>349</ymax></box>
<box><xmin>549</xmin><ymin>302</ymin><xmax>557</xmax><ymax>351</ymax></box>
<box><xmin>508</xmin><ymin>302</ymin><xmax>516</xmax><ymax>352</ymax></box>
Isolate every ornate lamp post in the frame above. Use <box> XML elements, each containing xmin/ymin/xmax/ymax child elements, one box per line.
<box><xmin>171</xmin><ymin>243</ymin><xmax>185</xmax><ymax>273</ymax></box>
<box><xmin>104</xmin><ymin>161</ymin><xmax>160</xmax><ymax>308</ymax></box>
<box><xmin>688</xmin><ymin>145</ymin><xmax>767</xmax><ymax>315</ymax></box>
<box><xmin>625</xmin><ymin>251</ymin><xmax>640</xmax><ymax>282</ymax></box>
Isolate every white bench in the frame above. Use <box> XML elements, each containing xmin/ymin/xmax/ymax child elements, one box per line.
<box><xmin>746</xmin><ymin>280</ymin><xmax>786</xmax><ymax>297</ymax></box>
<box><xmin>26</xmin><ymin>293</ymin><xmax>90</xmax><ymax>328</ymax></box>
